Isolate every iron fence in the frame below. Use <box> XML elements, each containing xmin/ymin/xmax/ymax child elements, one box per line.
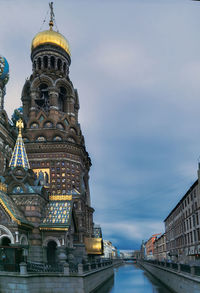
<box><xmin>0</xmin><ymin>263</ymin><xmax>19</xmax><ymax>272</ymax></box>
<box><xmin>69</xmin><ymin>262</ymin><xmax>78</xmax><ymax>273</ymax></box>
<box><xmin>194</xmin><ymin>266</ymin><xmax>200</xmax><ymax>276</ymax></box>
<box><xmin>83</xmin><ymin>263</ymin><xmax>89</xmax><ymax>272</ymax></box>
<box><xmin>27</xmin><ymin>262</ymin><xmax>64</xmax><ymax>273</ymax></box>
<box><xmin>0</xmin><ymin>258</ymin><xmax>113</xmax><ymax>275</ymax></box>
<box><xmin>171</xmin><ymin>263</ymin><xmax>178</xmax><ymax>270</ymax></box>
<box><xmin>180</xmin><ymin>264</ymin><xmax>190</xmax><ymax>274</ymax></box>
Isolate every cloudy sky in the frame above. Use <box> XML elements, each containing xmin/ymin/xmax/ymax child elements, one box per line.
<box><xmin>1</xmin><ymin>0</ymin><xmax>200</xmax><ymax>249</ymax></box>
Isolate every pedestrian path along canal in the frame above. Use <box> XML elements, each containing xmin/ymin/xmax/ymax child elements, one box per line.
<box><xmin>95</xmin><ymin>263</ymin><xmax>174</xmax><ymax>293</ymax></box>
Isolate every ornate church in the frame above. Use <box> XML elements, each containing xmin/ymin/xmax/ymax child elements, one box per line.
<box><xmin>0</xmin><ymin>3</ymin><xmax>102</xmax><ymax>267</ymax></box>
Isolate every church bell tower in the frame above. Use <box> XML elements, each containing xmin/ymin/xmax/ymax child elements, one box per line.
<box><xmin>21</xmin><ymin>3</ymin><xmax>94</xmax><ymax>245</ymax></box>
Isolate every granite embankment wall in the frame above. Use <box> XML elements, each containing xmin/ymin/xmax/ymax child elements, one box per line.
<box><xmin>0</xmin><ymin>263</ymin><xmax>114</xmax><ymax>293</ymax></box>
<box><xmin>138</xmin><ymin>260</ymin><xmax>200</xmax><ymax>293</ymax></box>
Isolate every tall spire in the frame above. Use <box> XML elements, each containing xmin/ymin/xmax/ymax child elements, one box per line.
<box><xmin>9</xmin><ymin>119</ymin><xmax>30</xmax><ymax>169</ymax></box>
<box><xmin>49</xmin><ymin>2</ymin><xmax>54</xmax><ymax>30</ymax></box>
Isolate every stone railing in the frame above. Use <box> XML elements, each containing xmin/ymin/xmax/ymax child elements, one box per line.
<box><xmin>141</xmin><ymin>259</ymin><xmax>200</xmax><ymax>277</ymax></box>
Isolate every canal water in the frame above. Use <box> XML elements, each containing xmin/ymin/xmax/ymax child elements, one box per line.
<box><xmin>94</xmin><ymin>263</ymin><xmax>174</xmax><ymax>293</ymax></box>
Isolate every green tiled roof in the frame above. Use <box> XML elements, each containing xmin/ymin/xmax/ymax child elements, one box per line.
<box><xmin>0</xmin><ymin>191</ymin><xmax>32</xmax><ymax>227</ymax></box>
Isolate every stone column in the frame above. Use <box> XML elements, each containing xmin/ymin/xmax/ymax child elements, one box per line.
<box><xmin>191</xmin><ymin>265</ymin><xmax>195</xmax><ymax>276</ymax></box>
<box><xmin>64</xmin><ymin>263</ymin><xmax>69</xmax><ymax>276</ymax></box>
<box><xmin>57</xmin><ymin>246</ymin><xmax>67</xmax><ymax>264</ymax></box>
<box><xmin>41</xmin><ymin>58</ymin><xmax>44</xmax><ymax>70</ymax></box>
<box><xmin>15</xmin><ymin>231</ymin><xmax>19</xmax><ymax>243</ymax></box>
<box><xmin>78</xmin><ymin>263</ymin><xmax>83</xmax><ymax>275</ymax></box>
<box><xmin>20</xmin><ymin>262</ymin><xmax>27</xmax><ymax>275</ymax></box>
<box><xmin>48</xmin><ymin>56</ymin><xmax>51</xmax><ymax>70</ymax></box>
<box><xmin>49</xmin><ymin>87</ymin><xmax>59</xmax><ymax>110</ymax></box>
<box><xmin>63</xmin><ymin>97</ymin><xmax>68</xmax><ymax>113</ymax></box>
<box><xmin>30</xmin><ymin>89</ymin><xmax>39</xmax><ymax>112</ymax></box>
<box><xmin>67</xmin><ymin>96</ymin><xmax>75</xmax><ymax>117</ymax></box>
<box><xmin>55</xmin><ymin>58</ymin><xmax>58</xmax><ymax>70</ymax></box>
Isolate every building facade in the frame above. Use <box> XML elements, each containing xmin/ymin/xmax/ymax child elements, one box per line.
<box><xmin>153</xmin><ymin>233</ymin><xmax>166</xmax><ymax>261</ymax></box>
<box><xmin>145</xmin><ymin>234</ymin><xmax>161</xmax><ymax>260</ymax></box>
<box><xmin>102</xmin><ymin>240</ymin><xmax>113</xmax><ymax>259</ymax></box>
<box><xmin>0</xmin><ymin>4</ymin><xmax>102</xmax><ymax>268</ymax></box>
<box><xmin>164</xmin><ymin>175</ymin><xmax>200</xmax><ymax>264</ymax></box>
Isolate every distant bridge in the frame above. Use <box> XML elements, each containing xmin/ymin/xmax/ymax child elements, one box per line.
<box><xmin>123</xmin><ymin>257</ymin><xmax>137</xmax><ymax>262</ymax></box>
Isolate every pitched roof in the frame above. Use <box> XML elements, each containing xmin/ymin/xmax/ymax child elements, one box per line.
<box><xmin>40</xmin><ymin>198</ymin><xmax>73</xmax><ymax>231</ymax></box>
<box><xmin>0</xmin><ymin>191</ymin><xmax>32</xmax><ymax>227</ymax></box>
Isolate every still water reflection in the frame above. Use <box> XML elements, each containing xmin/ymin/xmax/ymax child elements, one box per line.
<box><xmin>94</xmin><ymin>263</ymin><xmax>174</xmax><ymax>293</ymax></box>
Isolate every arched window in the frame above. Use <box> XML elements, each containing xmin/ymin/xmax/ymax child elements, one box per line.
<box><xmin>50</xmin><ymin>56</ymin><xmax>55</xmax><ymax>69</ymax></box>
<box><xmin>35</xmin><ymin>83</ymin><xmax>49</xmax><ymax>111</ymax></box>
<box><xmin>30</xmin><ymin>122</ymin><xmax>39</xmax><ymax>129</ymax></box>
<box><xmin>57</xmin><ymin>59</ymin><xmax>62</xmax><ymax>71</ymax></box>
<box><xmin>38</xmin><ymin>58</ymin><xmax>41</xmax><ymax>70</ymax></box>
<box><xmin>36</xmin><ymin>136</ymin><xmax>46</xmax><ymax>142</ymax></box>
<box><xmin>56</xmin><ymin>123</ymin><xmax>64</xmax><ymax>130</ymax></box>
<box><xmin>60</xmin><ymin>87</ymin><xmax>66</xmax><ymax>95</ymax></box>
<box><xmin>67</xmin><ymin>137</ymin><xmax>76</xmax><ymax>143</ymax></box>
<box><xmin>43</xmin><ymin>56</ymin><xmax>48</xmax><ymax>69</ymax></box>
<box><xmin>53</xmin><ymin>136</ymin><xmax>62</xmax><ymax>142</ymax></box>
<box><xmin>12</xmin><ymin>186</ymin><xmax>24</xmax><ymax>194</ymax></box>
<box><xmin>70</xmin><ymin>128</ymin><xmax>77</xmax><ymax>135</ymax></box>
<box><xmin>44</xmin><ymin>121</ymin><xmax>53</xmax><ymax>128</ymax></box>
<box><xmin>63</xmin><ymin>62</ymin><xmax>66</xmax><ymax>73</ymax></box>
<box><xmin>39</xmin><ymin>83</ymin><xmax>48</xmax><ymax>99</ymax></box>
<box><xmin>58</xmin><ymin>87</ymin><xmax>66</xmax><ymax>112</ymax></box>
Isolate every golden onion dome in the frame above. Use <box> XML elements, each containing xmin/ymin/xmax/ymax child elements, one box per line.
<box><xmin>31</xmin><ymin>29</ymin><xmax>71</xmax><ymax>56</ymax></box>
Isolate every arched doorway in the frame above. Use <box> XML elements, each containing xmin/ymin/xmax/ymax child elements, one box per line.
<box><xmin>1</xmin><ymin>237</ymin><xmax>11</xmax><ymax>246</ymax></box>
<box><xmin>47</xmin><ymin>241</ymin><xmax>57</xmax><ymax>265</ymax></box>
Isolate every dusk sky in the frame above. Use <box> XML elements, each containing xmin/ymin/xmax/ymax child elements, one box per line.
<box><xmin>1</xmin><ymin>0</ymin><xmax>200</xmax><ymax>250</ymax></box>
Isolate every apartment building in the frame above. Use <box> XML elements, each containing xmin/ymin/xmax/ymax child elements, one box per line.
<box><xmin>153</xmin><ymin>233</ymin><xmax>166</xmax><ymax>261</ymax></box>
<box><xmin>164</xmin><ymin>170</ymin><xmax>200</xmax><ymax>263</ymax></box>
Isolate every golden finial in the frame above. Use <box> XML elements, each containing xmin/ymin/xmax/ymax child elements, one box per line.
<box><xmin>49</xmin><ymin>2</ymin><xmax>54</xmax><ymax>30</ymax></box>
<box><xmin>16</xmin><ymin>118</ymin><xmax>24</xmax><ymax>137</ymax></box>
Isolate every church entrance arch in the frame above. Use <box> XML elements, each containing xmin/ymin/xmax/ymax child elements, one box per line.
<box><xmin>47</xmin><ymin>241</ymin><xmax>57</xmax><ymax>265</ymax></box>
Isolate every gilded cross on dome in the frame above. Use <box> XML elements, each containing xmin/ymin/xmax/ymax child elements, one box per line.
<box><xmin>16</xmin><ymin>119</ymin><xmax>24</xmax><ymax>136</ymax></box>
<box><xmin>49</xmin><ymin>2</ymin><xmax>55</xmax><ymax>30</ymax></box>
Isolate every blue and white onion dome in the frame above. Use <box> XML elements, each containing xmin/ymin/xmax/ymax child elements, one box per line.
<box><xmin>0</xmin><ymin>55</ymin><xmax>9</xmax><ymax>86</ymax></box>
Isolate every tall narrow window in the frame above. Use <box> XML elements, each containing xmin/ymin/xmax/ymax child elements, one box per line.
<box><xmin>35</xmin><ymin>83</ymin><xmax>49</xmax><ymax>111</ymax></box>
<box><xmin>57</xmin><ymin>59</ymin><xmax>62</xmax><ymax>70</ymax></box>
<box><xmin>63</xmin><ymin>62</ymin><xmax>66</xmax><ymax>73</ymax></box>
<box><xmin>38</xmin><ymin>58</ymin><xmax>41</xmax><ymax>70</ymax></box>
<box><xmin>58</xmin><ymin>87</ymin><xmax>66</xmax><ymax>112</ymax></box>
<box><xmin>44</xmin><ymin>56</ymin><xmax>48</xmax><ymax>68</ymax></box>
<box><xmin>50</xmin><ymin>56</ymin><xmax>55</xmax><ymax>69</ymax></box>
